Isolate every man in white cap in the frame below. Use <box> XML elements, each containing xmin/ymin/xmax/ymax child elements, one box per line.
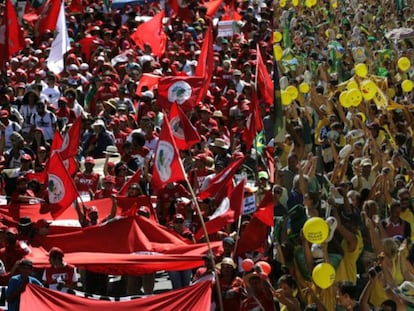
<box><xmin>85</xmin><ymin>119</ymin><xmax>115</xmax><ymax>158</ymax></box>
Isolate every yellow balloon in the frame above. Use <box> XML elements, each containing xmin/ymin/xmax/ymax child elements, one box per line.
<box><xmin>281</xmin><ymin>91</ymin><xmax>292</xmax><ymax>106</ymax></box>
<box><xmin>347</xmin><ymin>80</ymin><xmax>358</xmax><ymax>90</ymax></box>
<box><xmin>339</xmin><ymin>91</ymin><xmax>351</xmax><ymax>108</ymax></box>
<box><xmin>303</xmin><ymin>217</ymin><xmax>329</xmax><ymax>244</ymax></box>
<box><xmin>286</xmin><ymin>85</ymin><xmax>299</xmax><ymax>100</ymax></box>
<box><xmin>305</xmin><ymin>0</ymin><xmax>313</xmax><ymax>8</ymax></box>
<box><xmin>398</xmin><ymin>57</ymin><xmax>411</xmax><ymax>72</ymax></box>
<box><xmin>312</xmin><ymin>263</ymin><xmax>336</xmax><ymax>289</ymax></box>
<box><xmin>280</xmin><ymin>0</ymin><xmax>286</xmax><ymax>7</ymax></box>
<box><xmin>292</xmin><ymin>0</ymin><xmax>299</xmax><ymax>6</ymax></box>
<box><xmin>273</xmin><ymin>31</ymin><xmax>282</xmax><ymax>43</ymax></box>
<box><xmin>309</xmin><ymin>0</ymin><xmax>317</xmax><ymax>6</ymax></box>
<box><xmin>274</xmin><ymin>45</ymin><xmax>283</xmax><ymax>61</ymax></box>
<box><xmin>386</xmin><ymin>88</ymin><xmax>396</xmax><ymax>98</ymax></box>
<box><xmin>360</xmin><ymin>80</ymin><xmax>377</xmax><ymax>100</ymax></box>
<box><xmin>299</xmin><ymin>82</ymin><xmax>310</xmax><ymax>94</ymax></box>
<box><xmin>331</xmin><ymin>0</ymin><xmax>338</xmax><ymax>8</ymax></box>
<box><xmin>355</xmin><ymin>63</ymin><xmax>368</xmax><ymax>78</ymax></box>
<box><xmin>402</xmin><ymin>79</ymin><xmax>414</xmax><ymax>93</ymax></box>
<box><xmin>347</xmin><ymin>88</ymin><xmax>362</xmax><ymax>107</ymax></box>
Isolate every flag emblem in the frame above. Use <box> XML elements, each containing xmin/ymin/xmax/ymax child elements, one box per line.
<box><xmin>170</xmin><ymin>116</ymin><xmax>185</xmax><ymax>140</ymax></box>
<box><xmin>155</xmin><ymin>141</ymin><xmax>175</xmax><ymax>181</ymax></box>
<box><xmin>168</xmin><ymin>81</ymin><xmax>192</xmax><ymax>105</ymax></box>
<box><xmin>48</xmin><ymin>174</ymin><xmax>65</xmax><ymax>203</ymax></box>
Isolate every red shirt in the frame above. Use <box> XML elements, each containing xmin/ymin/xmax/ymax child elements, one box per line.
<box><xmin>95</xmin><ymin>85</ymin><xmax>118</xmax><ymax>103</ymax></box>
<box><xmin>43</xmin><ymin>264</ymin><xmax>76</xmax><ymax>288</ymax></box>
<box><xmin>76</xmin><ymin>171</ymin><xmax>100</xmax><ymax>193</ymax></box>
<box><xmin>114</xmin><ymin>131</ymin><xmax>128</xmax><ymax>154</ymax></box>
<box><xmin>218</xmin><ymin>276</ymin><xmax>244</xmax><ymax>311</ymax></box>
<box><xmin>157</xmin><ymin>184</ymin><xmax>190</xmax><ymax>221</ymax></box>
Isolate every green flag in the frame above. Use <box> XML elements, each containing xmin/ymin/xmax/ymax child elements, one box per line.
<box><xmin>254</xmin><ymin>131</ymin><xmax>266</xmax><ymax>154</ymax></box>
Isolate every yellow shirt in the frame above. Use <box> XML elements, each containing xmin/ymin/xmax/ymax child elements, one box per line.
<box><xmin>335</xmin><ymin>231</ymin><xmax>364</xmax><ymax>285</ymax></box>
<box><xmin>400</xmin><ymin>208</ymin><xmax>414</xmax><ymax>240</ymax></box>
<box><xmin>369</xmin><ymin>278</ymin><xmax>388</xmax><ymax>307</ymax></box>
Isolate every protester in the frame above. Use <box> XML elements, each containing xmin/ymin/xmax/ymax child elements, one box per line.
<box><xmin>42</xmin><ymin>247</ymin><xmax>77</xmax><ymax>293</ymax></box>
<box><xmin>6</xmin><ymin>259</ymin><xmax>42</xmax><ymax>311</ymax></box>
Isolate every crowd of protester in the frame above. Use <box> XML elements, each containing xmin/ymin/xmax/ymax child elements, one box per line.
<box><xmin>0</xmin><ymin>0</ymin><xmax>414</xmax><ymax>310</ymax></box>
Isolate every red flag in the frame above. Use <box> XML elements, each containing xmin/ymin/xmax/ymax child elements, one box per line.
<box><xmin>198</xmin><ymin>156</ymin><xmax>245</xmax><ymax>200</ymax></box>
<box><xmin>195</xmin><ymin>179</ymin><xmax>245</xmax><ymax>240</ymax></box>
<box><xmin>136</xmin><ymin>73</ymin><xmax>161</xmax><ymax>97</ymax></box>
<box><xmin>205</xmin><ymin>0</ymin><xmax>225</xmax><ymax>18</ymax></box>
<box><xmin>152</xmin><ymin>116</ymin><xmax>186</xmax><ymax>190</ymax></box>
<box><xmin>118</xmin><ymin>169</ymin><xmax>142</xmax><ymax>196</ymax></box>
<box><xmin>157</xmin><ymin>76</ymin><xmax>204</xmax><ymax>111</ymax></box>
<box><xmin>236</xmin><ymin>191</ymin><xmax>274</xmax><ymax>256</ymax></box>
<box><xmin>21</xmin><ymin>279</ymin><xmax>212</xmax><ymax>311</ymax></box>
<box><xmin>0</xmin><ymin>0</ymin><xmax>24</xmax><ymax>67</ymax></box>
<box><xmin>78</xmin><ymin>36</ymin><xmax>96</xmax><ymax>62</ymax></box>
<box><xmin>245</xmin><ymin>89</ymin><xmax>263</xmax><ymax>150</ymax></box>
<box><xmin>67</xmin><ymin>0</ymin><xmax>84</xmax><ymax>13</ymax></box>
<box><xmin>59</xmin><ymin>116</ymin><xmax>82</xmax><ymax>159</ymax></box>
<box><xmin>130</xmin><ymin>10</ymin><xmax>167</xmax><ymax>58</ymax></box>
<box><xmin>168</xmin><ymin>0</ymin><xmax>193</xmax><ymax>22</ymax></box>
<box><xmin>36</xmin><ymin>0</ymin><xmax>62</xmax><ymax>35</ymax></box>
<box><xmin>27</xmin><ymin>129</ymin><xmax>63</xmax><ymax>184</ymax></box>
<box><xmin>195</xmin><ymin>23</ymin><xmax>214</xmax><ymax>103</ymax></box>
<box><xmin>169</xmin><ymin>102</ymin><xmax>201</xmax><ymax>150</ymax></box>
<box><xmin>46</xmin><ymin>153</ymin><xmax>78</xmax><ymax>218</ymax></box>
<box><xmin>256</xmin><ymin>44</ymin><xmax>273</xmax><ymax>105</ymax></box>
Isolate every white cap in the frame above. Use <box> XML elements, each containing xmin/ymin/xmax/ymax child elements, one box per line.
<box><xmin>141</xmin><ymin>90</ymin><xmax>154</xmax><ymax>99</ymax></box>
<box><xmin>79</xmin><ymin>63</ymin><xmax>89</xmax><ymax>70</ymax></box>
<box><xmin>68</xmin><ymin>64</ymin><xmax>79</xmax><ymax>71</ymax></box>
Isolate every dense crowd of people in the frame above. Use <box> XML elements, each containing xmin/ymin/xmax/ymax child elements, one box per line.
<box><xmin>0</xmin><ymin>0</ymin><xmax>414</xmax><ymax>310</ymax></box>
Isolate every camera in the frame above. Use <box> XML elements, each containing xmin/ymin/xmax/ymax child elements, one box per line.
<box><xmin>368</xmin><ymin>265</ymin><xmax>382</xmax><ymax>278</ymax></box>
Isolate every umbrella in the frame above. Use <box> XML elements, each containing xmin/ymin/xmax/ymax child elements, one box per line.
<box><xmin>385</xmin><ymin>28</ymin><xmax>414</xmax><ymax>40</ymax></box>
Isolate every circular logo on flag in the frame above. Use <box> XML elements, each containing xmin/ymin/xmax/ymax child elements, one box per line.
<box><xmin>155</xmin><ymin>141</ymin><xmax>174</xmax><ymax>182</ymax></box>
<box><xmin>48</xmin><ymin>174</ymin><xmax>65</xmax><ymax>204</ymax></box>
<box><xmin>170</xmin><ymin>116</ymin><xmax>185</xmax><ymax>140</ymax></box>
<box><xmin>168</xmin><ymin>81</ymin><xmax>192</xmax><ymax>105</ymax></box>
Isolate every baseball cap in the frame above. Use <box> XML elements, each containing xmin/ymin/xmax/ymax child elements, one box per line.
<box><xmin>0</xmin><ymin>110</ymin><xmax>9</xmax><ymax>118</ymax></box>
<box><xmin>258</xmin><ymin>171</ymin><xmax>269</xmax><ymax>180</ymax></box>
<box><xmin>103</xmin><ymin>175</ymin><xmax>115</xmax><ymax>184</ymax></box>
<box><xmin>85</xmin><ymin>156</ymin><xmax>95</xmax><ymax>164</ymax></box>
<box><xmin>223</xmin><ymin>237</ymin><xmax>235</xmax><ymax>246</ymax></box>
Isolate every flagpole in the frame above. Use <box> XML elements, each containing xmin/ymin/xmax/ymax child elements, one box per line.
<box><xmin>177</xmin><ymin>159</ymin><xmax>224</xmax><ymax>311</ymax></box>
<box><xmin>231</xmin><ymin>214</ymin><xmax>243</xmax><ymax>258</ymax></box>
<box><xmin>273</xmin><ymin>39</ymin><xmax>283</xmax><ymax>184</ymax></box>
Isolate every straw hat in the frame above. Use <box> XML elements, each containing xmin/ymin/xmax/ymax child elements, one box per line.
<box><xmin>209</xmin><ymin>138</ymin><xmax>229</xmax><ymax>149</ymax></box>
<box><xmin>103</xmin><ymin>145</ymin><xmax>120</xmax><ymax>156</ymax></box>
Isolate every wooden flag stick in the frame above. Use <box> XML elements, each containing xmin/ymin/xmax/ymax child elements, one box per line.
<box><xmin>177</xmin><ymin>158</ymin><xmax>224</xmax><ymax>311</ymax></box>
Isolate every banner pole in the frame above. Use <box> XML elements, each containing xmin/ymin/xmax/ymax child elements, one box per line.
<box><xmin>177</xmin><ymin>158</ymin><xmax>224</xmax><ymax>311</ymax></box>
<box><xmin>231</xmin><ymin>214</ymin><xmax>243</xmax><ymax>258</ymax></box>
